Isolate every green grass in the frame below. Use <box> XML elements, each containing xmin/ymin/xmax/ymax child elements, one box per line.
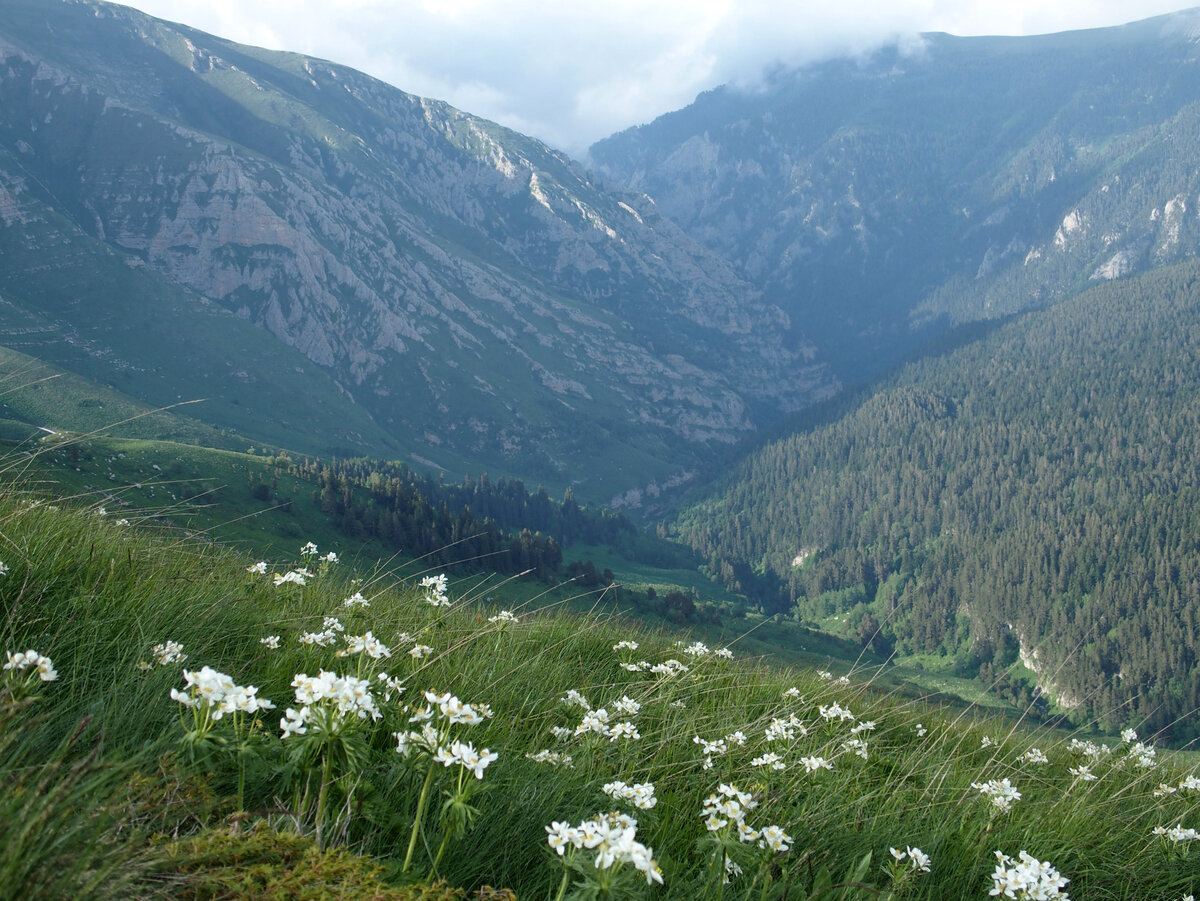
<box><xmin>2</xmin><ymin>458</ymin><xmax>1199</xmax><ymax>900</ymax></box>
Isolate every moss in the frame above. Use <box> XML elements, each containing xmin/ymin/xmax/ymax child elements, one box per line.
<box><xmin>159</xmin><ymin>822</ymin><xmax>471</xmax><ymax>900</ymax></box>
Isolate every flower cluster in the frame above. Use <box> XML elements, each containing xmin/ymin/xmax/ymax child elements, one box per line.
<box><xmin>171</xmin><ymin>666</ymin><xmax>274</xmax><ymax>718</ymax></box>
<box><xmin>890</xmin><ymin>846</ymin><xmax>932</xmax><ymax>873</ymax></box>
<box><xmin>818</xmin><ymin>702</ymin><xmax>855</xmax><ymax>723</ymax></box>
<box><xmin>299</xmin><ymin>616</ymin><xmax>345</xmax><ymax>648</ymax></box>
<box><xmin>3</xmin><ymin>648</ymin><xmax>58</xmax><ymax>683</ymax></box>
<box><xmin>1152</xmin><ymin>824</ymin><xmax>1200</xmax><ymax>843</ymax></box>
<box><xmin>152</xmin><ymin>640</ymin><xmax>187</xmax><ymax>666</ymax></box>
<box><xmin>1126</xmin><ymin>741</ymin><xmax>1157</xmax><ymax>769</ymax></box>
<box><xmin>675</xmin><ymin>640</ymin><xmax>732</xmax><ymax>660</ymax></box>
<box><xmin>420</xmin><ymin>573</ymin><xmax>450</xmax><ymax>608</ymax></box>
<box><xmin>435</xmin><ymin>740</ymin><xmax>498</xmax><ymax>779</ymax></box>
<box><xmin>338</xmin><ymin>631</ymin><xmax>392</xmax><ymax>660</ymax></box>
<box><xmin>972</xmin><ymin>777</ymin><xmax>1021</xmax><ymax>813</ymax></box>
<box><xmin>701</xmin><ymin>783</ymin><xmax>792</xmax><ymax>853</ymax></box>
<box><xmin>280</xmin><ymin>670</ymin><xmax>380</xmax><ymax>737</ymax></box>
<box><xmin>487</xmin><ymin>610</ymin><xmax>518</xmax><ymax>624</ymax></box>
<box><xmin>526</xmin><ymin>749</ymin><xmax>573</xmax><ymax>767</ymax></box>
<box><xmin>394</xmin><ymin>690</ymin><xmax>494</xmax><ymax>757</ymax></box>
<box><xmin>989</xmin><ymin>850</ymin><xmax>1069</xmax><ymax>899</ymax></box>
<box><xmin>765</xmin><ymin>714</ymin><xmax>807</xmax><ymax>742</ymax></box>
<box><xmin>343</xmin><ymin>591</ymin><xmax>370</xmax><ymax>609</ymax></box>
<box><xmin>1018</xmin><ymin>747</ymin><xmax>1048</xmax><ymax>766</ymax></box>
<box><xmin>546</xmin><ymin>814</ymin><xmax>663</xmax><ymax>885</ymax></box>
<box><xmin>602</xmin><ymin>780</ymin><xmax>657</xmax><ymax>810</ymax></box>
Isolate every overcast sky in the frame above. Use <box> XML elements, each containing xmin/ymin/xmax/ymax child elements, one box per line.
<box><xmin>118</xmin><ymin>0</ymin><xmax>1191</xmax><ymax>157</ymax></box>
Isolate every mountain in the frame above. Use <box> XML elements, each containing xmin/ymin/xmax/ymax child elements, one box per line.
<box><xmin>0</xmin><ymin>0</ymin><xmax>832</xmax><ymax>499</ymax></box>
<box><xmin>666</xmin><ymin>260</ymin><xmax>1200</xmax><ymax>740</ymax></box>
<box><xmin>590</xmin><ymin>9</ymin><xmax>1200</xmax><ymax>377</ymax></box>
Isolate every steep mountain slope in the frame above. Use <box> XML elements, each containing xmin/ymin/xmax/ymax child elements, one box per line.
<box><xmin>667</xmin><ymin>260</ymin><xmax>1200</xmax><ymax>740</ymax></box>
<box><xmin>0</xmin><ymin>0</ymin><xmax>832</xmax><ymax>498</ymax></box>
<box><xmin>590</xmin><ymin>9</ymin><xmax>1200</xmax><ymax>376</ymax></box>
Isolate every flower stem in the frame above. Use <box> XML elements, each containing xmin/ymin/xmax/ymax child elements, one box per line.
<box><xmin>315</xmin><ymin>751</ymin><xmax>332</xmax><ymax>849</ymax></box>
<box><xmin>403</xmin><ymin>759</ymin><xmax>438</xmax><ymax>872</ymax></box>
<box><xmin>553</xmin><ymin>866</ymin><xmax>571</xmax><ymax>901</ymax></box>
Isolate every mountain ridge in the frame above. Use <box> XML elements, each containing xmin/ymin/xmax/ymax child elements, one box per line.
<box><xmin>0</xmin><ymin>0</ymin><xmax>834</xmax><ymax>500</ymax></box>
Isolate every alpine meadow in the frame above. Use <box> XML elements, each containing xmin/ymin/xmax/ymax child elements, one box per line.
<box><xmin>3</xmin><ymin>1</ymin><xmax>1200</xmax><ymax>899</ymax></box>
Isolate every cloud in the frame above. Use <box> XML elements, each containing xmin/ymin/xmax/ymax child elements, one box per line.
<box><xmin>119</xmin><ymin>0</ymin><xmax>1189</xmax><ymax>158</ymax></box>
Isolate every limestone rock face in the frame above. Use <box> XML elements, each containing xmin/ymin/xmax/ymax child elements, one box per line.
<box><xmin>0</xmin><ymin>0</ymin><xmax>834</xmax><ymax>495</ymax></box>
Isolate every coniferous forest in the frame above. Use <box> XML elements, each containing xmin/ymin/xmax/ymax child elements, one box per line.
<box><xmin>670</xmin><ymin>260</ymin><xmax>1200</xmax><ymax>741</ymax></box>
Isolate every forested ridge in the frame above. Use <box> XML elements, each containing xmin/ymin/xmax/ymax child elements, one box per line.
<box><xmin>670</xmin><ymin>260</ymin><xmax>1200</xmax><ymax>740</ymax></box>
<box><xmin>260</xmin><ymin>457</ymin><xmax>668</xmax><ymax>581</ymax></box>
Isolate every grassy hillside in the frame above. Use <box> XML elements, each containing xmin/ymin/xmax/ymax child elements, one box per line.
<box><xmin>2</xmin><ymin>452</ymin><xmax>1199</xmax><ymax>899</ymax></box>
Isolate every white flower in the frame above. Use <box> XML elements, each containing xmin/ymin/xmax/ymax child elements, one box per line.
<box><xmin>246</xmin><ymin>561</ymin><xmax>269</xmax><ymax>575</ymax></box>
<box><xmin>842</xmin><ymin>737</ymin><xmax>869</xmax><ymax>759</ymax></box>
<box><xmin>759</xmin><ymin>825</ymin><xmax>792</xmax><ymax>853</ymax></box>
<box><xmin>1068</xmin><ymin>765</ymin><xmax>1097</xmax><ymax>782</ymax></box>
<box><xmin>444</xmin><ymin>740</ymin><xmax>498</xmax><ymax>779</ymax></box>
<box><xmin>649</xmin><ymin>658</ymin><xmax>689</xmax><ymax>676</ymax></box>
<box><xmin>1154</xmin><ymin>824</ymin><xmax>1200</xmax><ymax>843</ymax></box>
<box><xmin>782</xmin><ymin>687</ymin><xmax>801</xmax><ymax>699</ymax></box>
<box><xmin>273</xmin><ymin>569</ymin><xmax>307</xmax><ymax>587</ymax></box>
<box><xmin>1120</xmin><ymin>728</ymin><xmax>1138</xmax><ymax>743</ymax></box>
<box><xmin>606</xmin><ymin>721</ymin><xmax>640</xmax><ymax>741</ymax></box>
<box><xmin>766</xmin><ymin>714</ymin><xmax>807</xmax><ymax>742</ymax></box>
<box><xmin>989</xmin><ymin>850</ymin><xmax>1069</xmax><ymax>899</ymax></box>
<box><xmin>613</xmin><ymin>640</ymin><xmax>639</xmax><ymax>651</ymax></box>
<box><xmin>420</xmin><ymin>573</ymin><xmax>451</xmax><ymax>607</ymax></box>
<box><xmin>800</xmin><ymin>755</ymin><xmax>833</xmax><ymax>773</ymax></box>
<box><xmin>751</xmin><ymin>752</ymin><xmax>787</xmax><ymax>770</ymax></box>
<box><xmin>321</xmin><ymin>551</ymin><xmax>338</xmax><ymax>564</ymax></box>
<box><xmin>280</xmin><ymin>707</ymin><xmax>308</xmax><ymax>738</ymax></box>
<box><xmin>3</xmin><ymin>649</ymin><xmax>58</xmax><ymax>683</ymax></box>
<box><xmin>343</xmin><ymin>591</ymin><xmax>369</xmax><ymax>608</ymax></box>
<box><xmin>914</xmin><ymin>723</ymin><xmax>927</xmax><ymax>737</ymax></box>
<box><xmin>526</xmin><ymin>749</ymin><xmax>573</xmax><ymax>767</ymax></box>
<box><xmin>906</xmin><ymin>847</ymin><xmax>931</xmax><ymax>873</ymax></box>
<box><xmin>561</xmin><ymin>689</ymin><xmax>591</xmax><ymax>710</ymax></box>
<box><xmin>613</xmin><ymin>695</ymin><xmax>641</xmax><ymax>716</ymax></box>
<box><xmin>972</xmin><ymin>778</ymin><xmax>1021</xmax><ymax>813</ymax></box>
<box><xmin>409</xmin><ymin>644</ymin><xmax>434</xmax><ymax>659</ymax></box>
<box><xmin>819</xmin><ymin>702</ymin><xmax>855</xmax><ymax>723</ymax></box>
<box><xmin>341</xmin><ymin>631</ymin><xmax>392</xmax><ymax>660</ymax></box>
<box><xmin>300</xmin><ymin>541</ymin><xmax>318</xmax><ymax>556</ymax></box>
<box><xmin>0</xmin><ymin>561</ymin><xmax>8</xmax><ymax>577</ymax></box>
<box><xmin>260</xmin><ymin>635</ymin><xmax>281</xmax><ymax>649</ymax></box>
<box><xmin>150</xmin><ymin>640</ymin><xmax>187</xmax><ymax>666</ymax></box>
<box><xmin>889</xmin><ymin>846</ymin><xmax>931</xmax><ymax>873</ymax></box>
<box><xmin>1128</xmin><ymin>741</ymin><xmax>1157</xmax><ymax>769</ymax></box>
<box><xmin>576</xmin><ymin>708</ymin><xmax>611</xmax><ymax>737</ymax></box>
<box><xmin>603</xmin><ymin>780</ymin><xmax>658</xmax><ymax>809</ymax></box>
<box><xmin>1018</xmin><ymin>747</ymin><xmax>1048</xmax><ymax>766</ymax></box>
<box><xmin>488</xmin><ymin>610</ymin><xmax>518</xmax><ymax>624</ymax></box>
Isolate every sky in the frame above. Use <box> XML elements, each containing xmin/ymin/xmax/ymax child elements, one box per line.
<box><xmin>117</xmin><ymin>0</ymin><xmax>1192</xmax><ymax>158</ymax></box>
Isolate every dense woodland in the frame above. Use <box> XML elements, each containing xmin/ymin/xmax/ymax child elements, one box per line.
<box><xmin>251</xmin><ymin>456</ymin><xmax>679</xmax><ymax>585</ymax></box>
<box><xmin>670</xmin><ymin>260</ymin><xmax>1200</xmax><ymax>741</ymax></box>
